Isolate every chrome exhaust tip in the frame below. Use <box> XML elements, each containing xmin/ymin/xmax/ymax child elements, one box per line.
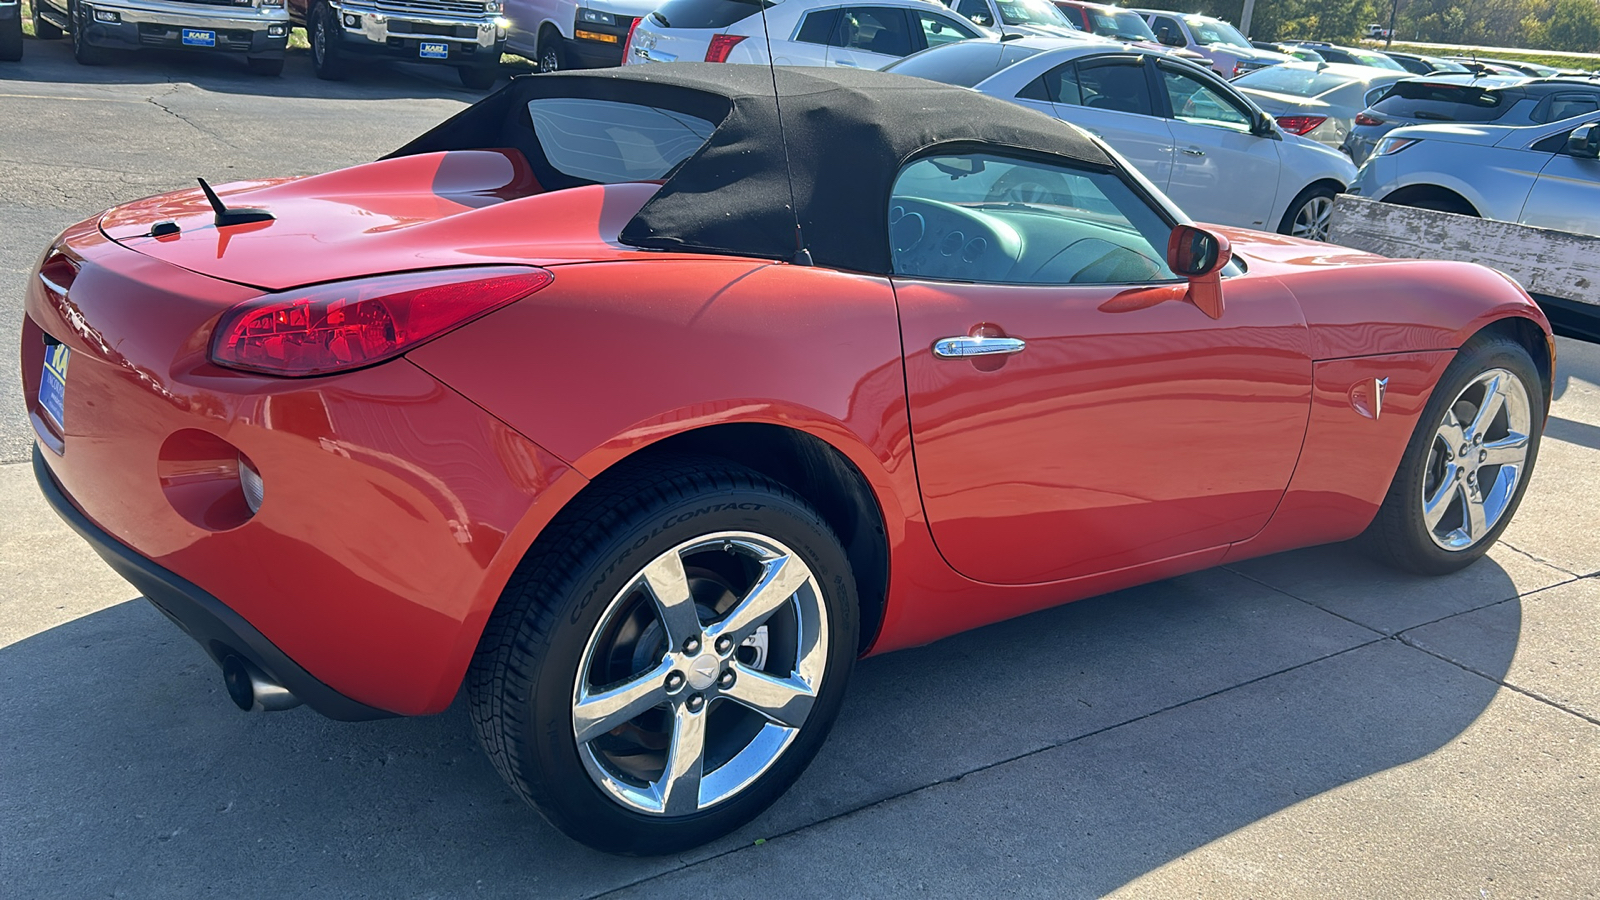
<box><xmin>221</xmin><ymin>654</ymin><xmax>302</xmax><ymax>712</ymax></box>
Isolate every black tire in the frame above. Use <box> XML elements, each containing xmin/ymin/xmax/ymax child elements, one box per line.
<box><xmin>33</xmin><ymin>2</ymin><xmax>63</xmax><ymax>40</ymax></box>
<box><xmin>1361</xmin><ymin>333</ymin><xmax>1545</xmax><ymax>575</ymax></box>
<box><xmin>247</xmin><ymin>55</ymin><xmax>284</xmax><ymax>76</ymax></box>
<box><xmin>468</xmin><ymin>457</ymin><xmax>859</xmax><ymax>855</ymax></box>
<box><xmin>536</xmin><ymin>27</ymin><xmax>563</xmax><ymax>72</ymax></box>
<box><xmin>69</xmin><ymin>2</ymin><xmax>105</xmax><ymax>65</ymax></box>
<box><xmin>457</xmin><ymin>61</ymin><xmax>497</xmax><ymax>89</ymax></box>
<box><xmin>0</xmin><ymin>9</ymin><xmax>22</xmax><ymax>61</ymax></box>
<box><xmin>309</xmin><ymin>2</ymin><xmax>347</xmax><ymax>80</ymax></box>
<box><xmin>1277</xmin><ymin>183</ymin><xmax>1338</xmax><ymax>241</ymax></box>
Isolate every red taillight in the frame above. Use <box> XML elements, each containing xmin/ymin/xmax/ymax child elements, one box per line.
<box><xmin>705</xmin><ymin>34</ymin><xmax>747</xmax><ymax>63</ymax></box>
<box><xmin>1276</xmin><ymin>115</ymin><xmax>1329</xmax><ymax>135</ymax></box>
<box><xmin>621</xmin><ymin>16</ymin><xmax>642</xmax><ymax>62</ymax></box>
<box><xmin>1354</xmin><ymin>112</ymin><xmax>1384</xmax><ymax>126</ymax></box>
<box><xmin>210</xmin><ymin>266</ymin><xmax>553</xmax><ymax>377</ymax></box>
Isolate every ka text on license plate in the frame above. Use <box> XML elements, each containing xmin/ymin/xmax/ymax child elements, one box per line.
<box><xmin>182</xmin><ymin>29</ymin><xmax>217</xmax><ymax>47</ymax></box>
<box><xmin>419</xmin><ymin>42</ymin><xmax>449</xmax><ymax>59</ymax></box>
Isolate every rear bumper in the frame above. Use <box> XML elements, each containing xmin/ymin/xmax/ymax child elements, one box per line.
<box><xmin>35</xmin><ymin>446</ymin><xmax>394</xmax><ymax>721</ymax></box>
<box><xmin>22</xmin><ymin>219</ymin><xmax>584</xmax><ymax>716</ymax></box>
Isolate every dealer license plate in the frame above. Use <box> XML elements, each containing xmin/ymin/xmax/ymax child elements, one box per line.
<box><xmin>40</xmin><ymin>342</ymin><xmax>69</xmax><ymax>429</ymax></box>
<box><xmin>419</xmin><ymin>42</ymin><xmax>449</xmax><ymax>59</ymax></box>
<box><xmin>182</xmin><ymin>29</ymin><xmax>217</xmax><ymax>47</ymax></box>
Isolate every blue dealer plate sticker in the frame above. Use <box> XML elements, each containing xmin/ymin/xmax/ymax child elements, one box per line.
<box><xmin>419</xmin><ymin>42</ymin><xmax>449</xmax><ymax>59</ymax></box>
<box><xmin>182</xmin><ymin>29</ymin><xmax>217</xmax><ymax>47</ymax></box>
<box><xmin>40</xmin><ymin>343</ymin><xmax>69</xmax><ymax>429</ymax></box>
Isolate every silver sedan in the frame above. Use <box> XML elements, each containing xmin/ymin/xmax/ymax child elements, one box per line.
<box><xmin>884</xmin><ymin>38</ymin><xmax>1357</xmax><ymax>239</ymax></box>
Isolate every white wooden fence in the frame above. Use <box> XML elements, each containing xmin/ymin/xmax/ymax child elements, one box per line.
<box><xmin>1327</xmin><ymin>195</ymin><xmax>1599</xmax><ymax>339</ymax></box>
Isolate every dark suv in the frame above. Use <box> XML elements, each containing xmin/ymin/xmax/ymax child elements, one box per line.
<box><xmin>1347</xmin><ymin>76</ymin><xmax>1600</xmax><ymax>163</ymax></box>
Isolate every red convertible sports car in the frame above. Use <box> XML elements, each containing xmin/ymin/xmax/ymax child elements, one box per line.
<box><xmin>25</xmin><ymin>65</ymin><xmax>1550</xmax><ymax>854</ymax></box>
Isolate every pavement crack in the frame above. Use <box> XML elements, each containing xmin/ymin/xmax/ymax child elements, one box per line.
<box><xmin>144</xmin><ymin>94</ymin><xmax>240</xmax><ymax>151</ymax></box>
<box><xmin>1221</xmin><ymin>564</ymin><xmax>1391</xmax><ymax>636</ymax></box>
<box><xmin>584</xmin><ymin>636</ymin><xmax>1388</xmax><ymax>899</ymax></box>
<box><xmin>1497</xmin><ymin>540</ymin><xmax>1584</xmax><ymax>579</ymax></box>
<box><xmin>1393</xmin><ymin>631</ymin><xmax>1600</xmax><ymax>728</ymax></box>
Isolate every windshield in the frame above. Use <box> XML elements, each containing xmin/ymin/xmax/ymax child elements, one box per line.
<box><xmin>1233</xmin><ymin>65</ymin><xmax>1350</xmax><ymax>97</ymax></box>
<box><xmin>1184</xmin><ymin>16</ymin><xmax>1250</xmax><ymax>48</ymax></box>
<box><xmin>998</xmin><ymin>0</ymin><xmax>1073</xmax><ymax>28</ymax></box>
<box><xmin>1087</xmin><ymin>8</ymin><xmax>1156</xmax><ymax>40</ymax></box>
<box><xmin>882</xmin><ymin>40</ymin><xmax>1044</xmax><ymax>86</ymax></box>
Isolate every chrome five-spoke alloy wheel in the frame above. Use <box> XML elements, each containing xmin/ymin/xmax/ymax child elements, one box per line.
<box><xmin>572</xmin><ymin>532</ymin><xmax>828</xmax><ymax>816</ymax></box>
<box><xmin>1291</xmin><ymin>195</ymin><xmax>1334</xmax><ymax>241</ymax></box>
<box><xmin>1420</xmin><ymin>368</ymin><xmax>1532</xmax><ymax>551</ymax></box>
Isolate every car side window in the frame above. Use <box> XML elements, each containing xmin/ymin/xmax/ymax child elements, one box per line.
<box><xmin>888</xmin><ymin>152</ymin><xmax>1177</xmax><ymax>285</ymax></box>
<box><xmin>832</xmin><ymin>7</ymin><xmax>913</xmax><ymax>56</ymax></box>
<box><xmin>916</xmin><ymin>11</ymin><xmax>979</xmax><ymax>48</ymax></box>
<box><xmin>1150</xmin><ymin>15</ymin><xmax>1185</xmax><ymax>46</ymax></box>
<box><xmin>796</xmin><ymin>8</ymin><xmax>842</xmax><ymax>44</ymax></box>
<box><xmin>954</xmin><ymin>0</ymin><xmax>994</xmax><ymax>28</ymax></box>
<box><xmin>1159</xmin><ymin>65</ymin><xmax>1252</xmax><ymax>131</ymax></box>
<box><xmin>1020</xmin><ymin>61</ymin><xmax>1082</xmax><ymax>105</ymax></box>
<box><xmin>1077</xmin><ymin>59</ymin><xmax>1153</xmax><ymax>117</ymax></box>
<box><xmin>1546</xmin><ymin>93</ymin><xmax>1600</xmax><ymax>124</ymax></box>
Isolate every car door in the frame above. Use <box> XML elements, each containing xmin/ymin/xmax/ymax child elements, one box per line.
<box><xmin>950</xmin><ymin>0</ymin><xmax>996</xmax><ymax>28</ymax></box>
<box><xmin>888</xmin><ymin>150</ymin><xmax>1312</xmax><ymax>585</ymax></box>
<box><xmin>1156</xmin><ymin>59</ymin><xmax>1283</xmax><ymax>229</ymax></box>
<box><xmin>788</xmin><ymin>6</ymin><xmax>843</xmax><ymax>66</ymax></box>
<box><xmin>1026</xmin><ymin>54</ymin><xmax>1177</xmax><ymax>191</ymax></box>
<box><xmin>1520</xmin><ymin>118</ymin><xmax>1600</xmax><ymax>238</ymax></box>
<box><xmin>912</xmin><ymin>7</ymin><xmax>981</xmax><ymax>50</ymax></box>
<box><xmin>824</xmin><ymin>6</ymin><xmax>915</xmax><ymax>68</ymax></box>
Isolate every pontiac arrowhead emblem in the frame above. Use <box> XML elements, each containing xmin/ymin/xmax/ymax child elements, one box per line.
<box><xmin>1349</xmin><ymin>377</ymin><xmax>1389</xmax><ymax>420</ymax></box>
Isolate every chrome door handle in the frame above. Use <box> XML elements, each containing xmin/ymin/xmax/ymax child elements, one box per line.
<box><xmin>1182</xmin><ymin>146</ymin><xmax>1206</xmax><ymax>157</ymax></box>
<box><xmin>933</xmin><ymin>335</ymin><xmax>1027</xmax><ymax>358</ymax></box>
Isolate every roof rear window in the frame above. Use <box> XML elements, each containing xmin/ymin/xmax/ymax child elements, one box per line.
<box><xmin>528</xmin><ymin>99</ymin><xmax>718</xmax><ymax>184</ymax></box>
<box><xmin>884</xmin><ymin>41</ymin><xmax>1045</xmax><ymax>87</ymax></box>
<box><xmin>1372</xmin><ymin>81</ymin><xmax>1506</xmax><ymax>121</ymax></box>
<box><xmin>1232</xmin><ymin>66</ymin><xmax>1350</xmax><ymax>97</ymax></box>
<box><xmin>650</xmin><ymin>0</ymin><xmax>771</xmax><ymax>29</ymax></box>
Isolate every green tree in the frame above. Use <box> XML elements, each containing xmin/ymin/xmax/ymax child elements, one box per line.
<box><xmin>1542</xmin><ymin>0</ymin><xmax>1600</xmax><ymax>50</ymax></box>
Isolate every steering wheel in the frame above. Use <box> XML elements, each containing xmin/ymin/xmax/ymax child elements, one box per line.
<box><xmin>984</xmin><ymin>169</ymin><xmax>1078</xmax><ymax>208</ymax></box>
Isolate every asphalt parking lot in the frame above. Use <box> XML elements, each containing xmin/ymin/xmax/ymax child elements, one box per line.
<box><xmin>4</xmin><ymin>42</ymin><xmax>1599</xmax><ymax>899</ymax></box>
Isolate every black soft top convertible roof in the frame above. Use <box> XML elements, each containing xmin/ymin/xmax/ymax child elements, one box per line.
<box><xmin>390</xmin><ymin>63</ymin><xmax>1115</xmax><ymax>275</ymax></box>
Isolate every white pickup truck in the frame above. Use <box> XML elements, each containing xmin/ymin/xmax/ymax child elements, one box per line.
<box><xmin>30</xmin><ymin>0</ymin><xmax>290</xmax><ymax>74</ymax></box>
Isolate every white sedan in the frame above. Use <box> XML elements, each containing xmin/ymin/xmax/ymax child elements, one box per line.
<box><xmin>886</xmin><ymin>38</ymin><xmax>1359</xmax><ymax>238</ymax></box>
<box><xmin>624</xmin><ymin>0</ymin><xmax>993</xmax><ymax>69</ymax></box>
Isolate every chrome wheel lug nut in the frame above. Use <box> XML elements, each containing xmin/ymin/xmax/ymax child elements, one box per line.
<box><xmin>683</xmin><ymin>637</ymin><xmax>701</xmax><ymax>655</ymax></box>
<box><xmin>718</xmin><ymin>669</ymin><xmax>736</xmax><ymax>689</ymax></box>
<box><xmin>715</xmin><ymin>636</ymin><xmax>734</xmax><ymax>656</ymax></box>
<box><xmin>686</xmin><ymin>694</ymin><xmax>705</xmax><ymax>713</ymax></box>
<box><xmin>665</xmin><ymin>671</ymin><xmax>685</xmax><ymax>692</ymax></box>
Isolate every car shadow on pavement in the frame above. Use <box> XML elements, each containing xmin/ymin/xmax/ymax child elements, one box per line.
<box><xmin>0</xmin><ymin>543</ymin><xmax>1522</xmax><ymax>898</ymax></box>
<box><xmin>7</xmin><ymin>35</ymin><xmax>514</xmax><ymax>101</ymax></box>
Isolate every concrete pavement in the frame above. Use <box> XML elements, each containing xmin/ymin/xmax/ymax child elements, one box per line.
<box><xmin>3</xmin><ymin>39</ymin><xmax>1598</xmax><ymax>899</ymax></box>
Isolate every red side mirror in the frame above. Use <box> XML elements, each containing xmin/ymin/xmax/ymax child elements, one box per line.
<box><xmin>1167</xmin><ymin>224</ymin><xmax>1231</xmax><ymax>319</ymax></box>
